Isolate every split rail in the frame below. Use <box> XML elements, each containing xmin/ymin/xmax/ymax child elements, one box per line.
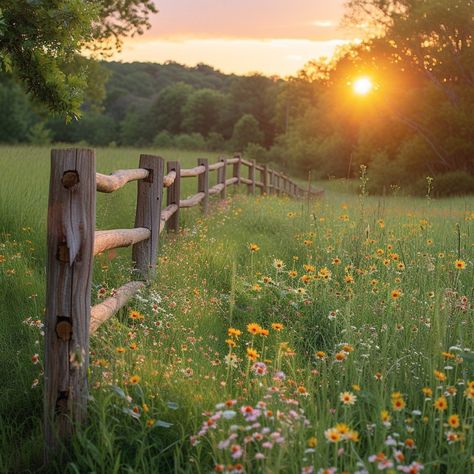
<box><xmin>43</xmin><ymin>148</ymin><xmax>323</xmax><ymax>454</ymax></box>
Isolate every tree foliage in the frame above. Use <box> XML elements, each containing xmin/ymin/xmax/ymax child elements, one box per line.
<box><xmin>0</xmin><ymin>0</ymin><xmax>156</xmax><ymax>118</ymax></box>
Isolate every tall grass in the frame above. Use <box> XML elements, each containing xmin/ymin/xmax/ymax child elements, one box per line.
<box><xmin>0</xmin><ymin>146</ymin><xmax>473</xmax><ymax>473</ymax></box>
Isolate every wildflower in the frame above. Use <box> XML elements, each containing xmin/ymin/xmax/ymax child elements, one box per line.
<box><xmin>262</xmin><ymin>276</ymin><xmax>272</xmax><ymax>284</ymax></box>
<box><xmin>146</xmin><ymin>419</ymin><xmax>155</xmax><ymax>427</ymax></box>
<box><xmin>129</xmin><ymin>310</ymin><xmax>143</xmax><ymax>320</ymax></box>
<box><xmin>454</xmin><ymin>259</ymin><xmax>465</xmax><ymax>270</ymax></box>
<box><xmin>252</xmin><ymin>283</ymin><xmax>262</xmax><ymax>292</ymax></box>
<box><xmin>129</xmin><ymin>342</ymin><xmax>138</xmax><ymax>350</ymax></box>
<box><xmin>404</xmin><ymin>438</ymin><xmax>415</xmax><ymax>448</ymax></box>
<box><xmin>332</xmin><ymin>257</ymin><xmax>341</xmax><ymax>265</ymax></box>
<box><xmin>116</xmin><ymin>346</ymin><xmax>126</xmax><ymax>354</ymax></box>
<box><xmin>446</xmin><ymin>431</ymin><xmax>462</xmax><ymax>443</ymax></box>
<box><xmin>421</xmin><ymin>387</ymin><xmax>432</xmax><ymax>397</ymax></box>
<box><xmin>335</xmin><ymin>351</ymin><xmax>347</xmax><ymax>362</ymax></box>
<box><xmin>252</xmin><ymin>362</ymin><xmax>267</xmax><ymax>376</ymax></box>
<box><xmin>288</xmin><ymin>270</ymin><xmax>298</xmax><ymax>278</ymax></box>
<box><xmin>380</xmin><ymin>410</ymin><xmax>391</xmax><ymax>424</ymax></box>
<box><xmin>224</xmin><ymin>353</ymin><xmax>238</xmax><ymax>368</ymax></box>
<box><xmin>398</xmin><ymin>462</ymin><xmax>424</xmax><ymax>473</ymax></box>
<box><xmin>297</xmin><ymin>386</ymin><xmax>308</xmax><ymax>395</ymax></box>
<box><xmin>273</xmin><ymin>259</ymin><xmax>285</xmax><ymax>271</ymax></box>
<box><xmin>129</xmin><ymin>375</ymin><xmax>141</xmax><ymax>385</ymax></box>
<box><xmin>31</xmin><ymin>354</ymin><xmax>40</xmax><ymax>364</ymax></box>
<box><xmin>447</xmin><ymin>414</ymin><xmax>460</xmax><ymax>428</ymax></box>
<box><xmin>307</xmin><ymin>436</ymin><xmax>318</xmax><ymax>448</ymax></box>
<box><xmin>226</xmin><ymin>339</ymin><xmax>236</xmax><ymax>348</ymax></box>
<box><xmin>247</xmin><ymin>348</ymin><xmax>259</xmax><ymax>361</ymax></box>
<box><xmin>249</xmin><ymin>243</ymin><xmax>260</xmax><ymax>252</ymax></box>
<box><xmin>352</xmin><ymin>384</ymin><xmax>361</xmax><ymax>391</ymax></box>
<box><xmin>339</xmin><ymin>391</ymin><xmax>357</xmax><ymax>406</ymax></box>
<box><xmin>247</xmin><ymin>323</ymin><xmax>262</xmax><ymax>335</ymax></box>
<box><xmin>315</xmin><ymin>351</ymin><xmax>327</xmax><ymax>360</ymax></box>
<box><xmin>304</xmin><ymin>240</ymin><xmax>313</xmax><ymax>246</ymax></box>
<box><xmin>391</xmin><ymin>395</ymin><xmax>406</xmax><ymax>411</ymax></box>
<box><xmin>324</xmin><ymin>428</ymin><xmax>341</xmax><ymax>443</ymax></box>
<box><xmin>464</xmin><ymin>385</ymin><xmax>474</xmax><ymax>399</ymax></box>
<box><xmin>259</xmin><ymin>328</ymin><xmax>269</xmax><ymax>337</ymax></box>
<box><xmin>433</xmin><ymin>396</ymin><xmax>448</xmax><ymax>411</ymax></box>
<box><xmin>434</xmin><ymin>370</ymin><xmax>446</xmax><ymax>382</ymax></box>
<box><xmin>391</xmin><ymin>289</ymin><xmax>402</xmax><ymax>300</ymax></box>
<box><xmin>318</xmin><ymin>267</ymin><xmax>332</xmax><ymax>279</ymax></box>
<box><xmin>271</xmin><ymin>323</ymin><xmax>284</xmax><ymax>331</ymax></box>
<box><xmin>341</xmin><ymin>344</ymin><xmax>354</xmax><ymax>353</ymax></box>
<box><xmin>228</xmin><ymin>327</ymin><xmax>242</xmax><ymax>338</ymax></box>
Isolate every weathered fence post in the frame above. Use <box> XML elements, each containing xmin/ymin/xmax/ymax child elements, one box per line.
<box><xmin>233</xmin><ymin>153</ymin><xmax>241</xmax><ymax>186</ymax></box>
<box><xmin>44</xmin><ymin>148</ymin><xmax>96</xmax><ymax>458</ymax></box>
<box><xmin>167</xmin><ymin>161</ymin><xmax>181</xmax><ymax>232</ymax></box>
<box><xmin>219</xmin><ymin>157</ymin><xmax>227</xmax><ymax>199</ymax></box>
<box><xmin>262</xmin><ymin>164</ymin><xmax>269</xmax><ymax>195</ymax></box>
<box><xmin>132</xmin><ymin>155</ymin><xmax>164</xmax><ymax>279</ymax></box>
<box><xmin>248</xmin><ymin>159</ymin><xmax>256</xmax><ymax>195</ymax></box>
<box><xmin>198</xmin><ymin>158</ymin><xmax>209</xmax><ymax>215</ymax></box>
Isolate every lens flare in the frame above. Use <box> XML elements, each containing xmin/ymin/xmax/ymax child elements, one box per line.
<box><xmin>353</xmin><ymin>77</ymin><xmax>373</xmax><ymax>95</ymax></box>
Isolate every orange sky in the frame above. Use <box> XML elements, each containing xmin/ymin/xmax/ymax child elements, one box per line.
<box><xmin>112</xmin><ymin>0</ymin><xmax>361</xmax><ymax>77</ymax></box>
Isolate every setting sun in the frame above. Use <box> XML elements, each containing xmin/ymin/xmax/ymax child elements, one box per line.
<box><xmin>353</xmin><ymin>77</ymin><xmax>373</xmax><ymax>95</ymax></box>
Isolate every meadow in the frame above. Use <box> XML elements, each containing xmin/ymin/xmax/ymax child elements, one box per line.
<box><xmin>0</xmin><ymin>146</ymin><xmax>473</xmax><ymax>473</ymax></box>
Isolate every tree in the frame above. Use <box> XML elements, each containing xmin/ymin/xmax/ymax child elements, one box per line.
<box><xmin>0</xmin><ymin>0</ymin><xmax>157</xmax><ymax>118</ymax></box>
<box><xmin>148</xmin><ymin>82</ymin><xmax>194</xmax><ymax>135</ymax></box>
<box><xmin>181</xmin><ymin>89</ymin><xmax>225</xmax><ymax>137</ymax></box>
<box><xmin>231</xmin><ymin>114</ymin><xmax>264</xmax><ymax>151</ymax></box>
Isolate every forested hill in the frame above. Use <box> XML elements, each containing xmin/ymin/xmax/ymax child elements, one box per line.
<box><xmin>0</xmin><ymin>60</ymin><xmax>281</xmax><ymax>153</ymax></box>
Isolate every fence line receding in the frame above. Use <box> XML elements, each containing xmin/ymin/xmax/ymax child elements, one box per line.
<box><xmin>43</xmin><ymin>148</ymin><xmax>323</xmax><ymax>456</ymax></box>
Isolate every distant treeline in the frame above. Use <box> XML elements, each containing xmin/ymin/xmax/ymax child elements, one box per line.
<box><xmin>0</xmin><ymin>61</ymin><xmax>282</xmax><ymax>154</ymax></box>
<box><xmin>1</xmin><ymin>0</ymin><xmax>473</xmax><ymax>196</ymax></box>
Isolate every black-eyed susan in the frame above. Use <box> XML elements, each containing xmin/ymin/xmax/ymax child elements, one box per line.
<box><xmin>454</xmin><ymin>259</ymin><xmax>466</xmax><ymax>269</ymax></box>
<box><xmin>129</xmin><ymin>375</ymin><xmax>141</xmax><ymax>384</ymax></box>
<box><xmin>448</xmin><ymin>414</ymin><xmax>460</xmax><ymax>429</ymax></box>
<box><xmin>228</xmin><ymin>327</ymin><xmax>242</xmax><ymax>338</ymax></box>
<box><xmin>247</xmin><ymin>323</ymin><xmax>262</xmax><ymax>335</ymax></box>
<box><xmin>433</xmin><ymin>396</ymin><xmax>448</xmax><ymax>411</ymax></box>
<box><xmin>246</xmin><ymin>348</ymin><xmax>259</xmax><ymax>361</ymax></box>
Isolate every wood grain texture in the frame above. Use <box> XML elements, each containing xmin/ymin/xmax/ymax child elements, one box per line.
<box><xmin>232</xmin><ymin>154</ymin><xmax>241</xmax><ymax>185</ymax></box>
<box><xmin>94</xmin><ymin>228</ymin><xmax>150</xmax><ymax>256</ymax></box>
<box><xmin>44</xmin><ymin>148</ymin><xmax>96</xmax><ymax>456</ymax></box>
<box><xmin>132</xmin><ymin>155</ymin><xmax>164</xmax><ymax>279</ymax></box>
<box><xmin>96</xmin><ymin>169</ymin><xmax>149</xmax><ymax>193</ymax></box>
<box><xmin>163</xmin><ymin>170</ymin><xmax>176</xmax><ymax>188</ymax></box>
<box><xmin>209</xmin><ymin>183</ymin><xmax>225</xmax><ymax>195</ymax></box>
<box><xmin>248</xmin><ymin>159</ymin><xmax>256</xmax><ymax>195</ymax></box>
<box><xmin>180</xmin><ymin>192</ymin><xmax>205</xmax><ymax>208</ymax></box>
<box><xmin>218</xmin><ymin>157</ymin><xmax>227</xmax><ymax>199</ymax></box>
<box><xmin>198</xmin><ymin>158</ymin><xmax>209</xmax><ymax>215</ymax></box>
<box><xmin>90</xmin><ymin>281</ymin><xmax>145</xmax><ymax>334</ymax></box>
<box><xmin>208</xmin><ymin>161</ymin><xmax>225</xmax><ymax>171</ymax></box>
<box><xmin>166</xmin><ymin>161</ymin><xmax>181</xmax><ymax>232</ymax></box>
<box><xmin>180</xmin><ymin>165</ymin><xmax>206</xmax><ymax>177</ymax></box>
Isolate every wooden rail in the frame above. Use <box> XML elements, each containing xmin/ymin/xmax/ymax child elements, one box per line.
<box><xmin>44</xmin><ymin>147</ymin><xmax>322</xmax><ymax>458</ymax></box>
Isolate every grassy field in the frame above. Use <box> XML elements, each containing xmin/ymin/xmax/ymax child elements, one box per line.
<box><xmin>0</xmin><ymin>145</ymin><xmax>473</xmax><ymax>473</ymax></box>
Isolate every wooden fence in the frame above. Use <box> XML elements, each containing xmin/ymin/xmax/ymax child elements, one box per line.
<box><xmin>43</xmin><ymin>148</ymin><xmax>323</xmax><ymax>454</ymax></box>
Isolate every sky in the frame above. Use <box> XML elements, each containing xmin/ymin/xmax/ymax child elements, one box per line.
<box><xmin>113</xmin><ymin>0</ymin><xmax>360</xmax><ymax>77</ymax></box>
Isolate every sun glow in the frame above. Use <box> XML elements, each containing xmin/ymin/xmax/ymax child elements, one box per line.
<box><xmin>353</xmin><ymin>77</ymin><xmax>373</xmax><ymax>95</ymax></box>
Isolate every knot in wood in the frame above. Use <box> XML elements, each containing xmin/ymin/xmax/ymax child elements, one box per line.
<box><xmin>62</xmin><ymin>170</ymin><xmax>79</xmax><ymax>189</ymax></box>
<box><xmin>56</xmin><ymin>319</ymin><xmax>72</xmax><ymax>341</ymax></box>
